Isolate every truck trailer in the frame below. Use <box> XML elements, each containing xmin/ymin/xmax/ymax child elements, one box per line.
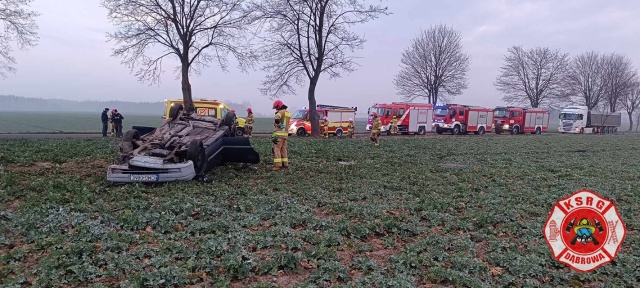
<box><xmin>558</xmin><ymin>105</ymin><xmax>621</xmax><ymax>134</ymax></box>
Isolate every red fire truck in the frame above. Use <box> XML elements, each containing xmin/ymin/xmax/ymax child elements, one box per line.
<box><xmin>432</xmin><ymin>104</ymin><xmax>494</xmax><ymax>135</ymax></box>
<box><xmin>288</xmin><ymin>104</ymin><xmax>357</xmax><ymax>136</ymax></box>
<box><xmin>365</xmin><ymin>102</ymin><xmax>434</xmax><ymax>135</ymax></box>
<box><xmin>493</xmin><ymin>106</ymin><xmax>550</xmax><ymax>134</ymax></box>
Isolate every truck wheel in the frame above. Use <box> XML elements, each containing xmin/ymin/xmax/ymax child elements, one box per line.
<box><xmin>579</xmin><ymin>127</ymin><xmax>584</xmax><ymax>134</ymax></box>
<box><xmin>418</xmin><ymin>126</ymin><xmax>426</xmax><ymax>135</ymax></box>
<box><xmin>436</xmin><ymin>127</ymin><xmax>443</xmax><ymax>134</ymax></box>
<box><xmin>187</xmin><ymin>139</ymin><xmax>207</xmax><ymax>176</ymax></box>
<box><xmin>169</xmin><ymin>103</ymin><xmax>184</xmax><ymax>121</ymax></box>
<box><xmin>478</xmin><ymin>126</ymin><xmax>485</xmax><ymax>135</ymax></box>
<box><xmin>296</xmin><ymin>127</ymin><xmax>306</xmax><ymax>136</ymax></box>
<box><xmin>535</xmin><ymin>127</ymin><xmax>541</xmax><ymax>134</ymax></box>
<box><xmin>452</xmin><ymin>125</ymin><xmax>460</xmax><ymax>135</ymax></box>
<box><xmin>512</xmin><ymin>126</ymin><xmax>519</xmax><ymax>135</ymax></box>
<box><xmin>335</xmin><ymin>129</ymin><xmax>343</xmax><ymax>137</ymax></box>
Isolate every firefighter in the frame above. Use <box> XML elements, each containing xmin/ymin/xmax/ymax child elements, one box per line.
<box><xmin>109</xmin><ymin>109</ymin><xmax>116</xmax><ymax>137</ymax></box>
<box><xmin>347</xmin><ymin>118</ymin><xmax>355</xmax><ymax>138</ymax></box>
<box><xmin>111</xmin><ymin>109</ymin><xmax>124</xmax><ymax>137</ymax></box>
<box><xmin>271</xmin><ymin>100</ymin><xmax>291</xmax><ymax>170</ymax></box>
<box><xmin>370</xmin><ymin>112</ymin><xmax>382</xmax><ymax>146</ymax></box>
<box><xmin>391</xmin><ymin>115</ymin><xmax>398</xmax><ymax>135</ymax></box>
<box><xmin>245</xmin><ymin>108</ymin><xmax>254</xmax><ymax>138</ymax></box>
<box><xmin>322</xmin><ymin>116</ymin><xmax>329</xmax><ymax>138</ymax></box>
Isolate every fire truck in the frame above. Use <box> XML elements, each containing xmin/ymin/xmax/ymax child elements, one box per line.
<box><xmin>288</xmin><ymin>104</ymin><xmax>357</xmax><ymax>136</ymax></box>
<box><xmin>432</xmin><ymin>104</ymin><xmax>494</xmax><ymax>135</ymax></box>
<box><xmin>365</xmin><ymin>102</ymin><xmax>434</xmax><ymax>135</ymax></box>
<box><xmin>493</xmin><ymin>106</ymin><xmax>550</xmax><ymax>134</ymax></box>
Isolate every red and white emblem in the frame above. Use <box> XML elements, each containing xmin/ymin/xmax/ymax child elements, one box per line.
<box><xmin>544</xmin><ymin>189</ymin><xmax>626</xmax><ymax>272</ymax></box>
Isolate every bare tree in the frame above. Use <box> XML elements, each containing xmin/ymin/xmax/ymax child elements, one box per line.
<box><xmin>602</xmin><ymin>52</ymin><xmax>637</xmax><ymax>113</ymax></box>
<box><xmin>620</xmin><ymin>81</ymin><xmax>640</xmax><ymax>131</ymax></box>
<box><xmin>562</xmin><ymin>51</ymin><xmax>609</xmax><ymax>110</ymax></box>
<box><xmin>251</xmin><ymin>0</ymin><xmax>390</xmax><ymax>137</ymax></box>
<box><xmin>100</xmin><ymin>0</ymin><xmax>258</xmax><ymax>114</ymax></box>
<box><xmin>494</xmin><ymin>46</ymin><xmax>568</xmax><ymax>108</ymax></box>
<box><xmin>393</xmin><ymin>24</ymin><xmax>470</xmax><ymax>104</ymax></box>
<box><xmin>0</xmin><ymin>0</ymin><xmax>40</xmax><ymax>79</ymax></box>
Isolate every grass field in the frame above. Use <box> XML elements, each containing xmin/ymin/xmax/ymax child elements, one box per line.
<box><xmin>0</xmin><ymin>112</ymin><xmax>369</xmax><ymax>134</ymax></box>
<box><xmin>1</xmin><ymin>134</ymin><xmax>639</xmax><ymax>287</ymax></box>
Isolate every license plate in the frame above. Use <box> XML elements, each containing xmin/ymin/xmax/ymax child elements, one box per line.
<box><xmin>130</xmin><ymin>174</ymin><xmax>159</xmax><ymax>181</ymax></box>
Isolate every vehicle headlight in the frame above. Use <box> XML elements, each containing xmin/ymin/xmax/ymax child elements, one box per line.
<box><xmin>503</xmin><ymin>124</ymin><xmax>509</xmax><ymax>129</ymax></box>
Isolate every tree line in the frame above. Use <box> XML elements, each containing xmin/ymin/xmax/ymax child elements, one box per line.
<box><xmin>3</xmin><ymin>1</ymin><xmax>639</xmax><ymax>134</ymax></box>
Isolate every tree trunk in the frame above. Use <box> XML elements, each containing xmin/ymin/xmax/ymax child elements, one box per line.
<box><xmin>181</xmin><ymin>61</ymin><xmax>194</xmax><ymax>114</ymax></box>
<box><xmin>628</xmin><ymin>112</ymin><xmax>633</xmax><ymax>132</ymax></box>
<box><xmin>308</xmin><ymin>78</ymin><xmax>319</xmax><ymax>137</ymax></box>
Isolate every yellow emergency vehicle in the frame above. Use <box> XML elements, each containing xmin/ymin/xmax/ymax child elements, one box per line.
<box><xmin>162</xmin><ymin>99</ymin><xmax>247</xmax><ymax>136</ymax></box>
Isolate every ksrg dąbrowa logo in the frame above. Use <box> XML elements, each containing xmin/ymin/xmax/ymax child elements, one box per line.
<box><xmin>543</xmin><ymin>189</ymin><xmax>626</xmax><ymax>272</ymax></box>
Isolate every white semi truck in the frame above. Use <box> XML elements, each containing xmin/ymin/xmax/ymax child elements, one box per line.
<box><xmin>558</xmin><ymin>105</ymin><xmax>622</xmax><ymax>134</ymax></box>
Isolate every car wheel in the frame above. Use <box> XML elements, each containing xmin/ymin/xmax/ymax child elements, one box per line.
<box><xmin>222</xmin><ymin>111</ymin><xmax>236</xmax><ymax>127</ymax></box>
<box><xmin>169</xmin><ymin>103</ymin><xmax>183</xmax><ymax>121</ymax></box>
<box><xmin>296</xmin><ymin>127</ymin><xmax>306</xmax><ymax>136</ymax></box>
<box><xmin>235</xmin><ymin>128</ymin><xmax>245</xmax><ymax>136</ymax></box>
<box><xmin>120</xmin><ymin>129</ymin><xmax>141</xmax><ymax>153</ymax></box>
<box><xmin>187</xmin><ymin>139</ymin><xmax>207</xmax><ymax>176</ymax></box>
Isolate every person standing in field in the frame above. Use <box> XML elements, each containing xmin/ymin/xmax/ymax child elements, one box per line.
<box><xmin>347</xmin><ymin>118</ymin><xmax>355</xmax><ymax>138</ymax></box>
<box><xmin>271</xmin><ymin>100</ymin><xmax>291</xmax><ymax>171</ymax></box>
<box><xmin>101</xmin><ymin>108</ymin><xmax>110</xmax><ymax>137</ymax></box>
<box><xmin>322</xmin><ymin>116</ymin><xmax>329</xmax><ymax>138</ymax></box>
<box><xmin>370</xmin><ymin>112</ymin><xmax>381</xmax><ymax>146</ymax></box>
<box><xmin>111</xmin><ymin>109</ymin><xmax>124</xmax><ymax>137</ymax></box>
<box><xmin>245</xmin><ymin>108</ymin><xmax>254</xmax><ymax>138</ymax></box>
<box><xmin>391</xmin><ymin>115</ymin><xmax>398</xmax><ymax>135</ymax></box>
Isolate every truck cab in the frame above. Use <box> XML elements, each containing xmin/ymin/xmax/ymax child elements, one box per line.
<box><xmin>163</xmin><ymin>99</ymin><xmax>246</xmax><ymax>136</ymax></box>
<box><xmin>493</xmin><ymin>106</ymin><xmax>526</xmax><ymax>134</ymax></box>
<box><xmin>558</xmin><ymin>106</ymin><xmax>588</xmax><ymax>133</ymax></box>
<box><xmin>432</xmin><ymin>104</ymin><xmax>466</xmax><ymax>134</ymax></box>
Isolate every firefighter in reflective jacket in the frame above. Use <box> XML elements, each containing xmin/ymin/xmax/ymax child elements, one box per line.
<box><xmin>245</xmin><ymin>108</ymin><xmax>254</xmax><ymax>138</ymax></box>
<box><xmin>391</xmin><ymin>115</ymin><xmax>398</xmax><ymax>135</ymax></box>
<box><xmin>272</xmin><ymin>100</ymin><xmax>291</xmax><ymax>170</ymax></box>
<box><xmin>370</xmin><ymin>112</ymin><xmax>381</xmax><ymax>146</ymax></box>
<box><xmin>322</xmin><ymin>116</ymin><xmax>329</xmax><ymax>138</ymax></box>
<box><xmin>347</xmin><ymin>118</ymin><xmax>355</xmax><ymax>138</ymax></box>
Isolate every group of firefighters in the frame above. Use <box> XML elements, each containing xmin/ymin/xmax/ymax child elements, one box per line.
<box><xmin>101</xmin><ymin>108</ymin><xmax>125</xmax><ymax>137</ymax></box>
<box><xmin>253</xmin><ymin>100</ymin><xmax>398</xmax><ymax>171</ymax></box>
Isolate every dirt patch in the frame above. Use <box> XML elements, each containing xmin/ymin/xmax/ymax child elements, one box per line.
<box><xmin>6</xmin><ymin>159</ymin><xmax>109</xmax><ymax>178</ymax></box>
<box><xmin>231</xmin><ymin>272</ymin><xmax>309</xmax><ymax>288</ymax></box>
<box><xmin>4</xmin><ymin>199</ymin><xmax>24</xmax><ymax>211</ymax></box>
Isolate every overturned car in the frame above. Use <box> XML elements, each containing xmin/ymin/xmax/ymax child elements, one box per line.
<box><xmin>107</xmin><ymin>104</ymin><xmax>260</xmax><ymax>183</ymax></box>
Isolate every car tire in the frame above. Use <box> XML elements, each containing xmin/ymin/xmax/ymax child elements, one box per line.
<box><xmin>296</xmin><ymin>127</ymin><xmax>306</xmax><ymax>136</ymax></box>
<box><xmin>120</xmin><ymin>129</ymin><xmax>141</xmax><ymax>153</ymax></box>
<box><xmin>169</xmin><ymin>103</ymin><xmax>183</xmax><ymax>121</ymax></box>
<box><xmin>235</xmin><ymin>127</ymin><xmax>245</xmax><ymax>136</ymax></box>
<box><xmin>187</xmin><ymin>139</ymin><xmax>207</xmax><ymax>176</ymax></box>
<box><xmin>222</xmin><ymin>111</ymin><xmax>236</xmax><ymax>127</ymax></box>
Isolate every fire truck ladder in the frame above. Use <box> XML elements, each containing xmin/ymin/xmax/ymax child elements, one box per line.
<box><xmin>316</xmin><ymin>104</ymin><xmax>357</xmax><ymax>111</ymax></box>
<box><xmin>608</xmin><ymin>220</ymin><xmax>619</xmax><ymax>244</ymax></box>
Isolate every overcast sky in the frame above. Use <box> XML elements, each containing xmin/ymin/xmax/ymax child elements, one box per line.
<box><xmin>2</xmin><ymin>0</ymin><xmax>639</xmax><ymax>116</ymax></box>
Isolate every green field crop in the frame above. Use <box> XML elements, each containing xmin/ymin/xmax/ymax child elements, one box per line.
<box><xmin>1</xmin><ymin>134</ymin><xmax>639</xmax><ymax>287</ymax></box>
<box><xmin>0</xmin><ymin>112</ymin><xmax>369</xmax><ymax>134</ymax></box>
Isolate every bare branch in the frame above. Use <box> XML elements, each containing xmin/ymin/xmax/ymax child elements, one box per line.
<box><xmin>393</xmin><ymin>24</ymin><xmax>470</xmax><ymax>104</ymax></box>
<box><xmin>100</xmin><ymin>0</ymin><xmax>260</xmax><ymax>113</ymax></box>
<box><xmin>561</xmin><ymin>51</ymin><xmax>609</xmax><ymax>110</ymax></box>
<box><xmin>0</xmin><ymin>0</ymin><xmax>40</xmax><ymax>79</ymax></box>
<box><xmin>494</xmin><ymin>46</ymin><xmax>569</xmax><ymax>109</ymax></box>
<box><xmin>602</xmin><ymin>52</ymin><xmax>637</xmax><ymax>113</ymax></box>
